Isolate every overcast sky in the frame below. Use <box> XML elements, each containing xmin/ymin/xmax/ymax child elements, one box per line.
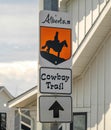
<box><xmin>0</xmin><ymin>0</ymin><xmax>39</xmax><ymax>96</ymax></box>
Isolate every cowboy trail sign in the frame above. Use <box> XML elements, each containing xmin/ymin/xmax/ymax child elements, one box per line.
<box><xmin>39</xmin><ymin>10</ymin><xmax>72</xmax><ymax>68</ymax></box>
<box><xmin>40</xmin><ymin>67</ymin><xmax>72</xmax><ymax>94</ymax></box>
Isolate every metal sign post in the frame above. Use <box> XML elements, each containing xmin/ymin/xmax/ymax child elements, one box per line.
<box><xmin>44</xmin><ymin>0</ymin><xmax>58</xmax><ymax>11</ymax></box>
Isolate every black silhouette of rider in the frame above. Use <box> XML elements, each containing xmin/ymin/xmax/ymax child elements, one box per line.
<box><xmin>54</xmin><ymin>32</ymin><xmax>60</xmax><ymax>44</ymax></box>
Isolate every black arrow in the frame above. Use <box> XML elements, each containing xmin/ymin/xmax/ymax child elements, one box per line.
<box><xmin>49</xmin><ymin>100</ymin><xmax>64</xmax><ymax>118</ymax></box>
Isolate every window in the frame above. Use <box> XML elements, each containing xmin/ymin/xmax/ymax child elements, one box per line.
<box><xmin>0</xmin><ymin>113</ymin><xmax>7</xmax><ymax>130</ymax></box>
<box><xmin>70</xmin><ymin>112</ymin><xmax>87</xmax><ymax>130</ymax></box>
<box><xmin>21</xmin><ymin>124</ymin><xmax>31</xmax><ymax>130</ymax></box>
<box><xmin>15</xmin><ymin>110</ymin><xmax>33</xmax><ymax>130</ymax></box>
<box><xmin>59</xmin><ymin>126</ymin><xmax>62</xmax><ymax>130</ymax></box>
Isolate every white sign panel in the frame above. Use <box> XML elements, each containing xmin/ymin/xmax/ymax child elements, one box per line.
<box><xmin>40</xmin><ymin>67</ymin><xmax>72</xmax><ymax>94</ymax></box>
<box><xmin>39</xmin><ymin>10</ymin><xmax>72</xmax><ymax>68</ymax></box>
<box><xmin>39</xmin><ymin>96</ymin><xmax>72</xmax><ymax>123</ymax></box>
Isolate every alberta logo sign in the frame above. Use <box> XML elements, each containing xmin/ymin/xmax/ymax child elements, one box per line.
<box><xmin>41</xmin><ymin>13</ymin><xmax>71</xmax><ymax>25</ymax></box>
<box><xmin>39</xmin><ymin>10</ymin><xmax>72</xmax><ymax>68</ymax></box>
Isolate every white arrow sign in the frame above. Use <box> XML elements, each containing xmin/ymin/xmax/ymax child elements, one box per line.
<box><xmin>39</xmin><ymin>96</ymin><xmax>72</xmax><ymax>123</ymax></box>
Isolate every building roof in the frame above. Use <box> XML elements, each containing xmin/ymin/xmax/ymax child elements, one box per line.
<box><xmin>72</xmin><ymin>1</ymin><xmax>111</xmax><ymax>78</ymax></box>
<box><xmin>0</xmin><ymin>86</ymin><xmax>14</xmax><ymax>99</ymax></box>
<box><xmin>8</xmin><ymin>86</ymin><xmax>38</xmax><ymax>108</ymax></box>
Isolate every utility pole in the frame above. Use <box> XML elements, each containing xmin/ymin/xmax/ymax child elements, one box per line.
<box><xmin>44</xmin><ymin>1</ymin><xmax>59</xmax><ymax>129</ymax></box>
<box><xmin>44</xmin><ymin>0</ymin><xmax>58</xmax><ymax>11</ymax></box>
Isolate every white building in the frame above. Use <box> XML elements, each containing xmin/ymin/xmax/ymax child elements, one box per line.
<box><xmin>62</xmin><ymin>0</ymin><xmax>111</xmax><ymax>130</ymax></box>
<box><xmin>9</xmin><ymin>0</ymin><xmax>111</xmax><ymax>130</ymax></box>
<box><xmin>0</xmin><ymin>86</ymin><xmax>15</xmax><ymax>130</ymax></box>
<box><xmin>8</xmin><ymin>86</ymin><xmax>38</xmax><ymax>130</ymax></box>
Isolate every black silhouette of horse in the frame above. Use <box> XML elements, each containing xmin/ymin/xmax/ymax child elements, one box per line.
<box><xmin>42</xmin><ymin>40</ymin><xmax>68</xmax><ymax>58</ymax></box>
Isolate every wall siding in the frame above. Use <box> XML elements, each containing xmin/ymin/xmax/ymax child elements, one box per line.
<box><xmin>97</xmin><ymin>49</ymin><xmax>105</xmax><ymax>130</ymax></box>
<box><xmin>72</xmin><ymin>33</ymin><xmax>111</xmax><ymax>130</ymax></box>
<box><xmin>83</xmin><ymin>68</ymin><xmax>90</xmax><ymax>107</ymax></box>
<box><xmin>78</xmin><ymin>0</ymin><xmax>85</xmax><ymax>43</ymax></box>
<box><xmin>85</xmin><ymin>0</ymin><xmax>92</xmax><ymax>33</ymax></box>
<box><xmin>66</xmin><ymin>0</ymin><xmax>111</xmax><ymax>130</ymax></box>
<box><xmin>71</xmin><ymin>0</ymin><xmax>79</xmax><ymax>53</ymax></box>
<box><xmin>0</xmin><ymin>92</ymin><xmax>15</xmax><ymax>130</ymax></box>
<box><xmin>68</xmin><ymin>0</ymin><xmax>109</xmax><ymax>54</ymax></box>
<box><xmin>104</xmin><ymin>36</ymin><xmax>111</xmax><ymax>130</ymax></box>
<box><xmin>92</xmin><ymin>0</ymin><xmax>99</xmax><ymax>22</ymax></box>
<box><xmin>100</xmin><ymin>0</ymin><xmax>106</xmax><ymax>12</ymax></box>
<box><xmin>90</xmin><ymin>59</ymin><xmax>98</xmax><ymax>130</ymax></box>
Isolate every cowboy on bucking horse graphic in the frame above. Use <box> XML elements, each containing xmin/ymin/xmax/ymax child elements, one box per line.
<box><xmin>42</xmin><ymin>32</ymin><xmax>68</xmax><ymax>58</ymax></box>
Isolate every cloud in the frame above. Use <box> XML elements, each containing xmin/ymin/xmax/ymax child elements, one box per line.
<box><xmin>0</xmin><ymin>3</ymin><xmax>39</xmax><ymax>62</ymax></box>
<box><xmin>0</xmin><ymin>0</ymin><xmax>37</xmax><ymax>4</ymax></box>
<box><xmin>0</xmin><ymin>61</ymin><xmax>38</xmax><ymax>96</ymax></box>
<box><xmin>0</xmin><ymin>42</ymin><xmax>38</xmax><ymax>62</ymax></box>
<box><xmin>0</xmin><ymin>1</ymin><xmax>39</xmax><ymax>96</ymax></box>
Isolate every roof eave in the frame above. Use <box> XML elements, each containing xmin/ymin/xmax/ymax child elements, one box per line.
<box><xmin>8</xmin><ymin>86</ymin><xmax>38</xmax><ymax>108</ymax></box>
<box><xmin>72</xmin><ymin>2</ymin><xmax>111</xmax><ymax>78</ymax></box>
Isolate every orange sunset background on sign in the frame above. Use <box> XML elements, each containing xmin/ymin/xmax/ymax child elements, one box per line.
<box><xmin>40</xmin><ymin>27</ymin><xmax>71</xmax><ymax>60</ymax></box>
